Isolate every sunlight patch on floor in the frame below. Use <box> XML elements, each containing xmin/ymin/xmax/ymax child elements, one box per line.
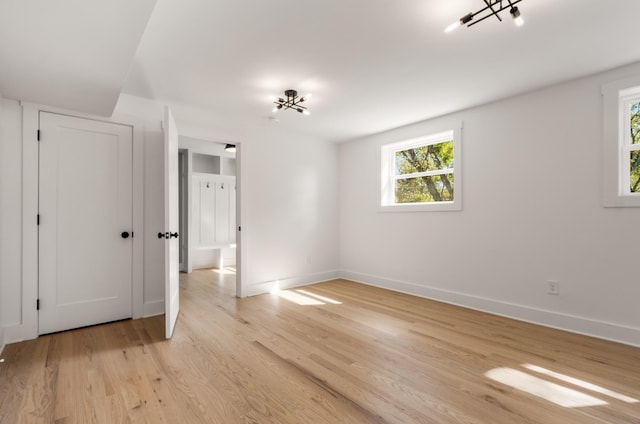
<box><xmin>485</xmin><ymin>367</ymin><xmax>608</xmax><ymax>408</ymax></box>
<box><xmin>486</xmin><ymin>364</ymin><xmax>639</xmax><ymax>408</ymax></box>
<box><xmin>523</xmin><ymin>364</ymin><xmax>639</xmax><ymax>403</ymax></box>
<box><xmin>212</xmin><ymin>267</ymin><xmax>236</xmax><ymax>275</ymax></box>
<box><xmin>295</xmin><ymin>289</ymin><xmax>342</xmax><ymax>304</ymax></box>
<box><xmin>277</xmin><ymin>290</ymin><xmax>325</xmax><ymax>305</ymax></box>
<box><xmin>271</xmin><ymin>285</ymin><xmax>343</xmax><ymax>306</ymax></box>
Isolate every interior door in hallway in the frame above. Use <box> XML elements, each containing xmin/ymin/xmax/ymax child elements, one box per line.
<box><xmin>38</xmin><ymin>112</ymin><xmax>133</xmax><ymax>334</ymax></box>
<box><xmin>163</xmin><ymin>106</ymin><xmax>180</xmax><ymax>339</ymax></box>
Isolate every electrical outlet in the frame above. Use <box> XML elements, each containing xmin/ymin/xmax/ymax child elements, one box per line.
<box><xmin>547</xmin><ymin>280</ymin><xmax>559</xmax><ymax>295</ymax></box>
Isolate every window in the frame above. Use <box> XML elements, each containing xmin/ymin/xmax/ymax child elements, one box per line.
<box><xmin>602</xmin><ymin>78</ymin><xmax>640</xmax><ymax>207</ymax></box>
<box><xmin>622</xmin><ymin>92</ymin><xmax>640</xmax><ymax>194</ymax></box>
<box><xmin>381</xmin><ymin>123</ymin><xmax>462</xmax><ymax>211</ymax></box>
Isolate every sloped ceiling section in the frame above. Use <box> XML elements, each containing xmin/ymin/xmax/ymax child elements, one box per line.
<box><xmin>0</xmin><ymin>0</ymin><xmax>157</xmax><ymax>116</ymax></box>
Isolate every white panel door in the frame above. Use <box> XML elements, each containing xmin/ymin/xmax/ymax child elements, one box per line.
<box><xmin>163</xmin><ymin>107</ymin><xmax>180</xmax><ymax>339</ymax></box>
<box><xmin>38</xmin><ymin>112</ymin><xmax>133</xmax><ymax>334</ymax></box>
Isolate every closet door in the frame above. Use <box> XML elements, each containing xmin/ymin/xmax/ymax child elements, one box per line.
<box><xmin>38</xmin><ymin>112</ymin><xmax>133</xmax><ymax>334</ymax></box>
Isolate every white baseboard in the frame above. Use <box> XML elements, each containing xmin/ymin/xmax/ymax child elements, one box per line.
<box><xmin>142</xmin><ymin>300</ymin><xmax>164</xmax><ymax>318</ymax></box>
<box><xmin>2</xmin><ymin>322</ymin><xmax>37</xmax><ymax>345</ymax></box>
<box><xmin>3</xmin><ymin>300</ymin><xmax>163</xmax><ymax>346</ymax></box>
<box><xmin>246</xmin><ymin>270</ymin><xmax>341</xmax><ymax>297</ymax></box>
<box><xmin>339</xmin><ymin>270</ymin><xmax>640</xmax><ymax>348</ymax></box>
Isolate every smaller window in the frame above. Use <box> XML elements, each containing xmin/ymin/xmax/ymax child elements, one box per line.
<box><xmin>602</xmin><ymin>78</ymin><xmax>640</xmax><ymax>207</ymax></box>
<box><xmin>381</xmin><ymin>124</ymin><xmax>462</xmax><ymax>212</ymax></box>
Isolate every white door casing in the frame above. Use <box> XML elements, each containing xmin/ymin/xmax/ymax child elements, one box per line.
<box><xmin>163</xmin><ymin>106</ymin><xmax>180</xmax><ymax>339</ymax></box>
<box><xmin>38</xmin><ymin>112</ymin><xmax>133</xmax><ymax>334</ymax></box>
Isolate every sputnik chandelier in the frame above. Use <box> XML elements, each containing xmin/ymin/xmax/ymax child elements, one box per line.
<box><xmin>272</xmin><ymin>89</ymin><xmax>311</xmax><ymax>115</ymax></box>
<box><xmin>445</xmin><ymin>0</ymin><xmax>524</xmax><ymax>33</ymax></box>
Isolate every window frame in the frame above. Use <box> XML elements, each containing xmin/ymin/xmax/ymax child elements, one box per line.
<box><xmin>620</xmin><ymin>91</ymin><xmax>640</xmax><ymax>196</ymax></box>
<box><xmin>602</xmin><ymin>77</ymin><xmax>640</xmax><ymax>207</ymax></box>
<box><xmin>380</xmin><ymin>122</ymin><xmax>462</xmax><ymax>212</ymax></box>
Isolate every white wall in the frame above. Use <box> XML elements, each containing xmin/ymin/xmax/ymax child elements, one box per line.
<box><xmin>176</xmin><ymin>114</ymin><xmax>341</xmax><ymax>296</ymax></box>
<box><xmin>0</xmin><ymin>96</ymin><xmax>20</xmax><ymax>351</ymax></box>
<box><xmin>0</xmin><ymin>98</ymin><xmax>22</xmax><ymax>345</ymax></box>
<box><xmin>339</xmin><ymin>62</ymin><xmax>640</xmax><ymax>347</ymax></box>
<box><xmin>242</xmin><ymin>128</ymin><xmax>340</xmax><ymax>295</ymax></box>
<box><xmin>123</xmin><ymin>100</ymin><xmax>342</xmax><ymax>295</ymax></box>
<box><xmin>111</xmin><ymin>95</ymin><xmax>166</xmax><ymax>317</ymax></box>
<box><xmin>180</xmin><ymin>136</ymin><xmax>229</xmax><ymax>156</ymax></box>
<box><xmin>0</xmin><ymin>93</ymin><xmax>341</xmax><ymax>342</ymax></box>
<box><xmin>0</xmin><ymin>95</ymin><xmax>167</xmax><ymax>342</ymax></box>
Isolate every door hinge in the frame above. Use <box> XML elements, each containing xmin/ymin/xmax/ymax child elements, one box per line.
<box><xmin>36</xmin><ymin>299</ymin><xmax>40</xmax><ymax>310</ymax></box>
<box><xmin>238</xmin><ymin>226</ymin><xmax>241</xmax><ymax>232</ymax></box>
<box><xmin>37</xmin><ymin>129</ymin><xmax>40</xmax><ymax>141</ymax></box>
<box><xmin>131</xmin><ymin>231</ymin><xmax>134</xmax><ymax>238</ymax></box>
<box><xmin>37</xmin><ymin>214</ymin><xmax>40</xmax><ymax>225</ymax></box>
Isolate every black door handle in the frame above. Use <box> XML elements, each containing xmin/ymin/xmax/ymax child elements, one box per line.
<box><xmin>121</xmin><ymin>231</ymin><xmax>130</xmax><ymax>239</ymax></box>
<box><xmin>170</xmin><ymin>232</ymin><xmax>179</xmax><ymax>239</ymax></box>
<box><xmin>158</xmin><ymin>232</ymin><xmax>170</xmax><ymax>239</ymax></box>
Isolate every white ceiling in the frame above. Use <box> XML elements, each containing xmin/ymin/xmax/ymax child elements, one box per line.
<box><xmin>0</xmin><ymin>0</ymin><xmax>156</xmax><ymax>116</ymax></box>
<box><xmin>2</xmin><ymin>1</ymin><xmax>640</xmax><ymax>142</ymax></box>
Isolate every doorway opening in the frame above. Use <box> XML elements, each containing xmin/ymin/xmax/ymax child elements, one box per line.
<box><xmin>177</xmin><ymin>138</ymin><xmax>239</xmax><ymax>296</ymax></box>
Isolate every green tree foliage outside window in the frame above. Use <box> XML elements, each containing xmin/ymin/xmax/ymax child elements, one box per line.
<box><xmin>394</xmin><ymin>140</ymin><xmax>454</xmax><ymax>203</ymax></box>
<box><xmin>630</xmin><ymin>101</ymin><xmax>640</xmax><ymax>193</ymax></box>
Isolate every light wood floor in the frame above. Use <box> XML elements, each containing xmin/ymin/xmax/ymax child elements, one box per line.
<box><xmin>1</xmin><ymin>270</ymin><xmax>639</xmax><ymax>423</ymax></box>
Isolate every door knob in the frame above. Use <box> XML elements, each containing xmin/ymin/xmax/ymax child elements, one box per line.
<box><xmin>158</xmin><ymin>232</ymin><xmax>170</xmax><ymax>239</ymax></box>
<box><xmin>121</xmin><ymin>231</ymin><xmax>130</xmax><ymax>239</ymax></box>
<box><xmin>170</xmin><ymin>232</ymin><xmax>179</xmax><ymax>238</ymax></box>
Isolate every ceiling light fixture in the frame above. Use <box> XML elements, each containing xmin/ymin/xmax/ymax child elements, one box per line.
<box><xmin>272</xmin><ymin>89</ymin><xmax>311</xmax><ymax>115</ymax></box>
<box><xmin>224</xmin><ymin>144</ymin><xmax>236</xmax><ymax>153</ymax></box>
<box><xmin>445</xmin><ymin>0</ymin><xmax>525</xmax><ymax>32</ymax></box>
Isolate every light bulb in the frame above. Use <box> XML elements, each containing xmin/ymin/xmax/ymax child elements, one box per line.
<box><xmin>299</xmin><ymin>93</ymin><xmax>312</xmax><ymax>102</ymax></box>
<box><xmin>510</xmin><ymin>7</ymin><xmax>524</xmax><ymax>27</ymax></box>
<box><xmin>302</xmin><ymin>110</ymin><xmax>310</xmax><ymax>116</ymax></box>
<box><xmin>444</xmin><ymin>21</ymin><xmax>461</xmax><ymax>33</ymax></box>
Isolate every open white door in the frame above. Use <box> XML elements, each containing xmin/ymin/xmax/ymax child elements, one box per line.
<box><xmin>162</xmin><ymin>106</ymin><xmax>180</xmax><ymax>338</ymax></box>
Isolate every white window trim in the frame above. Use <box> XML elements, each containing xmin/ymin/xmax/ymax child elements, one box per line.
<box><xmin>602</xmin><ymin>77</ymin><xmax>640</xmax><ymax>207</ymax></box>
<box><xmin>380</xmin><ymin>122</ymin><xmax>462</xmax><ymax>212</ymax></box>
<box><xmin>621</xmin><ymin>91</ymin><xmax>640</xmax><ymax>196</ymax></box>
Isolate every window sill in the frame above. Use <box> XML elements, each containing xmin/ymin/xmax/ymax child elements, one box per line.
<box><xmin>378</xmin><ymin>201</ymin><xmax>462</xmax><ymax>212</ymax></box>
<box><xmin>603</xmin><ymin>194</ymin><xmax>640</xmax><ymax>208</ymax></box>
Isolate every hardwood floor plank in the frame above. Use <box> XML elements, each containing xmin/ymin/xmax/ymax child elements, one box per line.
<box><xmin>1</xmin><ymin>270</ymin><xmax>639</xmax><ymax>423</ymax></box>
